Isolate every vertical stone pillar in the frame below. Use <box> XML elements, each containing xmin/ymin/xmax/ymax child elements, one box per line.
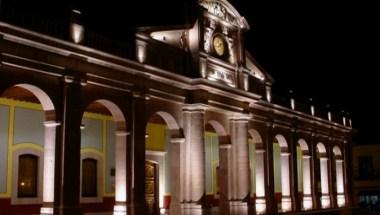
<box><xmin>128</xmin><ymin>91</ymin><xmax>148</xmax><ymax>215</ymax></box>
<box><xmin>289</xmin><ymin>130</ymin><xmax>300</xmax><ymax>212</ymax></box>
<box><xmin>229</xmin><ymin>116</ymin><xmax>250</xmax><ymax>215</ymax></box>
<box><xmin>336</xmin><ymin>159</ymin><xmax>345</xmax><ymax>207</ymax></box>
<box><xmin>54</xmin><ymin>76</ymin><xmax>83</xmax><ymax>215</ymax></box>
<box><xmin>114</xmin><ymin>130</ymin><xmax>129</xmax><ymax>215</ymax></box>
<box><xmin>182</xmin><ymin>104</ymin><xmax>207</xmax><ymax>215</ymax></box>
<box><xmin>264</xmin><ymin>124</ymin><xmax>277</xmax><ymax>214</ymax></box>
<box><xmin>344</xmin><ymin>141</ymin><xmax>353</xmax><ymax>208</ymax></box>
<box><xmin>219</xmin><ymin>144</ymin><xmax>232</xmax><ymax>215</ymax></box>
<box><xmin>320</xmin><ymin>157</ymin><xmax>330</xmax><ymax>208</ymax></box>
<box><xmin>255</xmin><ymin>149</ymin><xmax>266</xmax><ymax>214</ymax></box>
<box><xmin>280</xmin><ymin>152</ymin><xmax>292</xmax><ymax>212</ymax></box>
<box><xmin>169</xmin><ymin>138</ymin><xmax>185</xmax><ymax>215</ymax></box>
<box><xmin>328</xmin><ymin>146</ymin><xmax>336</xmax><ymax>208</ymax></box>
<box><xmin>41</xmin><ymin>121</ymin><xmax>60</xmax><ymax>214</ymax></box>
<box><xmin>310</xmin><ymin>140</ymin><xmax>319</xmax><ymax>209</ymax></box>
<box><xmin>302</xmin><ymin>155</ymin><xmax>313</xmax><ymax>210</ymax></box>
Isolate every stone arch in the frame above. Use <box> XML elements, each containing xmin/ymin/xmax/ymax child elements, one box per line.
<box><xmin>316</xmin><ymin>142</ymin><xmax>327</xmax><ymax>157</ymax></box>
<box><xmin>298</xmin><ymin>139</ymin><xmax>309</xmax><ymax>154</ymax></box>
<box><xmin>155</xmin><ymin>111</ymin><xmax>182</xmax><ymax>138</ymax></box>
<box><xmin>275</xmin><ymin>134</ymin><xmax>288</xmax><ymax>151</ymax></box>
<box><xmin>1</xmin><ymin>84</ymin><xmax>58</xmax><ymax>213</ymax></box>
<box><xmin>248</xmin><ymin>129</ymin><xmax>263</xmax><ymax>148</ymax></box>
<box><xmin>145</xmin><ymin>111</ymin><xmax>182</xmax><ymax>213</ymax></box>
<box><xmin>82</xmin><ymin>99</ymin><xmax>127</xmax><ymax>213</ymax></box>
<box><xmin>333</xmin><ymin>145</ymin><xmax>342</xmax><ymax>157</ymax></box>
<box><xmin>96</xmin><ymin>99</ymin><xmax>126</xmax><ymax>130</ymax></box>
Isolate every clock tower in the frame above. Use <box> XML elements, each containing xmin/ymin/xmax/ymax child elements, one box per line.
<box><xmin>196</xmin><ymin>0</ymin><xmax>250</xmax><ymax>88</ymax></box>
<box><xmin>136</xmin><ymin>0</ymin><xmax>257</xmax><ymax>90</ymax></box>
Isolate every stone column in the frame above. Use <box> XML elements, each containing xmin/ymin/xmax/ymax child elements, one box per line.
<box><xmin>182</xmin><ymin>104</ymin><xmax>206</xmax><ymax>215</ymax></box>
<box><xmin>40</xmin><ymin>121</ymin><xmax>60</xmax><ymax>214</ymax></box>
<box><xmin>128</xmin><ymin>91</ymin><xmax>148</xmax><ymax>215</ymax></box>
<box><xmin>255</xmin><ymin>149</ymin><xmax>266</xmax><ymax>214</ymax></box>
<box><xmin>328</xmin><ymin>147</ymin><xmax>336</xmax><ymax>208</ymax></box>
<box><xmin>264</xmin><ymin>124</ymin><xmax>277</xmax><ymax>214</ymax></box>
<box><xmin>54</xmin><ymin>76</ymin><xmax>83</xmax><ymax>215</ymax></box>
<box><xmin>280</xmin><ymin>152</ymin><xmax>292</xmax><ymax>212</ymax></box>
<box><xmin>302</xmin><ymin>155</ymin><xmax>313</xmax><ymax>210</ymax></box>
<box><xmin>169</xmin><ymin>138</ymin><xmax>185</xmax><ymax>215</ymax></box>
<box><xmin>320</xmin><ymin>157</ymin><xmax>330</xmax><ymax>208</ymax></box>
<box><xmin>114</xmin><ymin>130</ymin><xmax>129</xmax><ymax>215</ymax></box>
<box><xmin>229</xmin><ymin>117</ymin><xmax>250</xmax><ymax>215</ymax></box>
<box><xmin>289</xmin><ymin>131</ymin><xmax>300</xmax><ymax>212</ymax></box>
<box><xmin>344</xmin><ymin>141</ymin><xmax>353</xmax><ymax>208</ymax></box>
<box><xmin>336</xmin><ymin>159</ymin><xmax>345</xmax><ymax>207</ymax></box>
<box><xmin>310</xmin><ymin>140</ymin><xmax>319</xmax><ymax>209</ymax></box>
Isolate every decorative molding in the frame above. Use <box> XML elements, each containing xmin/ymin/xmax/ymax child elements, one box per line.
<box><xmin>200</xmin><ymin>1</ymin><xmax>238</xmax><ymax>25</ymax></box>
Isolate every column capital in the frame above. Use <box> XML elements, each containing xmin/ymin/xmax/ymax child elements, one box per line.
<box><xmin>302</xmin><ymin>155</ymin><xmax>311</xmax><ymax>159</ymax></box>
<box><xmin>229</xmin><ymin>113</ymin><xmax>251</xmax><ymax>121</ymax></box>
<box><xmin>256</xmin><ymin>149</ymin><xmax>266</xmax><ymax>154</ymax></box>
<box><xmin>170</xmin><ymin>137</ymin><xmax>185</xmax><ymax>144</ymax></box>
<box><xmin>182</xmin><ymin>103</ymin><xmax>208</xmax><ymax>112</ymax></box>
<box><xmin>132</xmin><ymin>91</ymin><xmax>149</xmax><ymax>100</ymax></box>
<box><xmin>336</xmin><ymin>159</ymin><xmax>344</xmax><ymax>163</ymax></box>
<box><xmin>281</xmin><ymin>152</ymin><xmax>291</xmax><ymax>156</ymax></box>
<box><xmin>220</xmin><ymin>143</ymin><xmax>232</xmax><ymax>149</ymax></box>
<box><xmin>320</xmin><ymin>157</ymin><xmax>329</xmax><ymax>161</ymax></box>
<box><xmin>44</xmin><ymin>120</ymin><xmax>61</xmax><ymax>127</ymax></box>
<box><xmin>115</xmin><ymin>130</ymin><xmax>130</xmax><ymax>136</ymax></box>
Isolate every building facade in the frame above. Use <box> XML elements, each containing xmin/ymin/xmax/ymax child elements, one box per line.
<box><xmin>0</xmin><ymin>0</ymin><xmax>353</xmax><ymax>214</ymax></box>
<box><xmin>352</xmin><ymin>144</ymin><xmax>380</xmax><ymax>211</ymax></box>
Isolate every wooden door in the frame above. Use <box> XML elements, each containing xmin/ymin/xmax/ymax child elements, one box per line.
<box><xmin>145</xmin><ymin>161</ymin><xmax>157</xmax><ymax>215</ymax></box>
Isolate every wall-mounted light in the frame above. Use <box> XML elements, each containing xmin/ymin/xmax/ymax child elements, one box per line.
<box><xmin>80</xmin><ymin>123</ymin><xmax>85</xmax><ymax>130</ymax></box>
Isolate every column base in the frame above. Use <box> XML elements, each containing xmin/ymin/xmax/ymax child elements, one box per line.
<box><xmin>53</xmin><ymin>206</ymin><xmax>83</xmax><ymax>215</ymax></box>
<box><xmin>229</xmin><ymin>200</ymin><xmax>248</xmax><ymax>215</ymax></box>
<box><xmin>113</xmin><ymin>202</ymin><xmax>127</xmax><ymax>215</ymax></box>
<box><xmin>255</xmin><ymin>197</ymin><xmax>266</xmax><ymax>214</ymax></box>
<box><xmin>40</xmin><ymin>203</ymin><xmax>54</xmax><ymax>215</ymax></box>
<box><xmin>127</xmin><ymin>203</ymin><xmax>149</xmax><ymax>215</ymax></box>
<box><xmin>281</xmin><ymin>196</ymin><xmax>292</xmax><ymax>212</ymax></box>
<box><xmin>337</xmin><ymin>194</ymin><xmax>346</xmax><ymax>207</ymax></box>
<box><xmin>321</xmin><ymin>194</ymin><xmax>331</xmax><ymax>209</ymax></box>
<box><xmin>180</xmin><ymin>202</ymin><xmax>210</xmax><ymax>215</ymax></box>
<box><xmin>302</xmin><ymin>195</ymin><xmax>313</xmax><ymax>210</ymax></box>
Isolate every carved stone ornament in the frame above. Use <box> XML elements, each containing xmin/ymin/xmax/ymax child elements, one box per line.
<box><xmin>199</xmin><ymin>0</ymin><xmax>238</xmax><ymax>25</ymax></box>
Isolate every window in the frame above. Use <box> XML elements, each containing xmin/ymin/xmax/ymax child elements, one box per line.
<box><xmin>18</xmin><ymin>154</ymin><xmax>38</xmax><ymax>197</ymax></box>
<box><xmin>82</xmin><ymin>158</ymin><xmax>97</xmax><ymax>197</ymax></box>
<box><xmin>358</xmin><ymin>156</ymin><xmax>373</xmax><ymax>179</ymax></box>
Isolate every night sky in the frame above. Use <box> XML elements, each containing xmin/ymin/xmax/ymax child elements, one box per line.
<box><xmin>4</xmin><ymin>0</ymin><xmax>379</xmax><ymax>143</ymax></box>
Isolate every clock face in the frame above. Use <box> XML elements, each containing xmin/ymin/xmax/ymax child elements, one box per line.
<box><xmin>213</xmin><ymin>36</ymin><xmax>225</xmax><ymax>56</ymax></box>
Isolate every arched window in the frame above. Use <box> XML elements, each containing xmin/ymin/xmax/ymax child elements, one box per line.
<box><xmin>18</xmin><ymin>154</ymin><xmax>38</xmax><ymax>197</ymax></box>
<box><xmin>82</xmin><ymin>158</ymin><xmax>97</xmax><ymax>197</ymax></box>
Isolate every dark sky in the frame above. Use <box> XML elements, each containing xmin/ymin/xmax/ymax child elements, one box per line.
<box><xmin>84</xmin><ymin>0</ymin><xmax>378</xmax><ymax>143</ymax></box>
<box><xmin>5</xmin><ymin>0</ymin><xmax>379</xmax><ymax>143</ymax></box>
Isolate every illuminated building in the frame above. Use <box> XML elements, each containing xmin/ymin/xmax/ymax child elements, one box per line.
<box><xmin>0</xmin><ymin>0</ymin><xmax>353</xmax><ymax>214</ymax></box>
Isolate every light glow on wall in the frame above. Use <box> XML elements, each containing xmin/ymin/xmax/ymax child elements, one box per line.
<box><xmin>321</xmin><ymin>195</ymin><xmax>330</xmax><ymax>208</ymax></box>
<box><xmin>281</xmin><ymin>197</ymin><xmax>292</xmax><ymax>212</ymax></box>
<box><xmin>70</xmin><ymin>23</ymin><xmax>84</xmax><ymax>44</ymax></box>
<box><xmin>337</xmin><ymin>194</ymin><xmax>346</xmax><ymax>207</ymax></box>
<box><xmin>303</xmin><ymin>196</ymin><xmax>313</xmax><ymax>210</ymax></box>
<box><xmin>113</xmin><ymin>204</ymin><xmax>126</xmax><ymax>215</ymax></box>
<box><xmin>255</xmin><ymin>198</ymin><xmax>266</xmax><ymax>214</ymax></box>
